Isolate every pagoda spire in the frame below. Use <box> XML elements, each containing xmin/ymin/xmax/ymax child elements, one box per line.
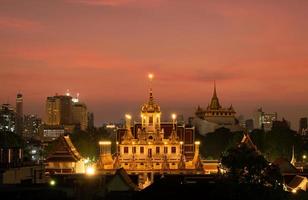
<box><xmin>213</xmin><ymin>80</ymin><xmax>217</xmax><ymax>98</ymax></box>
<box><xmin>209</xmin><ymin>81</ymin><xmax>221</xmax><ymax>109</ymax></box>
<box><xmin>291</xmin><ymin>145</ymin><xmax>296</xmax><ymax>166</ymax></box>
<box><xmin>148</xmin><ymin>73</ymin><xmax>154</xmax><ymax>105</ymax></box>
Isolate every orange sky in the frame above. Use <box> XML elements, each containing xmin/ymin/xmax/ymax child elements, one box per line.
<box><xmin>1</xmin><ymin>0</ymin><xmax>308</xmax><ymax>128</ymax></box>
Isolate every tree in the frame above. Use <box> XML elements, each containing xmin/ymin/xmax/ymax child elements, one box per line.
<box><xmin>221</xmin><ymin>144</ymin><xmax>283</xmax><ymax>189</ymax></box>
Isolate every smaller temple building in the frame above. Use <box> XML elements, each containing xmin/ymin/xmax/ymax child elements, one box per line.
<box><xmin>192</xmin><ymin>82</ymin><xmax>243</xmax><ymax>135</ymax></box>
<box><xmin>45</xmin><ymin>135</ymin><xmax>85</xmax><ymax>174</ymax></box>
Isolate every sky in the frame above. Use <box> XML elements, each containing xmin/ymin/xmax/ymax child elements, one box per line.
<box><xmin>0</xmin><ymin>0</ymin><xmax>308</xmax><ymax>129</ymax></box>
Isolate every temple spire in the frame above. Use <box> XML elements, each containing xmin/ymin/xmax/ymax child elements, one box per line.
<box><xmin>291</xmin><ymin>145</ymin><xmax>296</xmax><ymax>166</ymax></box>
<box><xmin>213</xmin><ymin>80</ymin><xmax>217</xmax><ymax>98</ymax></box>
<box><xmin>148</xmin><ymin>73</ymin><xmax>154</xmax><ymax>105</ymax></box>
<box><xmin>209</xmin><ymin>81</ymin><xmax>221</xmax><ymax>109</ymax></box>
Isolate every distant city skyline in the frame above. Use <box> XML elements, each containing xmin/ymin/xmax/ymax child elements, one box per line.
<box><xmin>1</xmin><ymin>0</ymin><xmax>308</xmax><ymax>129</ymax></box>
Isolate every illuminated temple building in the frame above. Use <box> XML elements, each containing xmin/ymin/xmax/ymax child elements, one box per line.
<box><xmin>193</xmin><ymin>82</ymin><xmax>243</xmax><ymax>135</ymax></box>
<box><xmin>97</xmin><ymin>74</ymin><xmax>203</xmax><ymax>175</ymax></box>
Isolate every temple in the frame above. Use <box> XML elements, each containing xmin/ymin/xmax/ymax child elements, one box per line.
<box><xmin>193</xmin><ymin>82</ymin><xmax>243</xmax><ymax>134</ymax></box>
<box><xmin>97</xmin><ymin>74</ymin><xmax>202</xmax><ymax>177</ymax></box>
<box><xmin>45</xmin><ymin>135</ymin><xmax>85</xmax><ymax>174</ymax></box>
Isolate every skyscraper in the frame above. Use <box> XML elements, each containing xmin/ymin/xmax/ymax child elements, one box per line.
<box><xmin>45</xmin><ymin>94</ymin><xmax>73</xmax><ymax>126</ymax></box>
<box><xmin>299</xmin><ymin>117</ymin><xmax>308</xmax><ymax>135</ymax></box>
<box><xmin>253</xmin><ymin>108</ymin><xmax>277</xmax><ymax>131</ymax></box>
<box><xmin>72</xmin><ymin>102</ymin><xmax>88</xmax><ymax>131</ymax></box>
<box><xmin>15</xmin><ymin>93</ymin><xmax>23</xmax><ymax>135</ymax></box>
<box><xmin>0</xmin><ymin>104</ymin><xmax>15</xmax><ymax>133</ymax></box>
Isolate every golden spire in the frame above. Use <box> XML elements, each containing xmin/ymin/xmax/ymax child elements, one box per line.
<box><xmin>209</xmin><ymin>80</ymin><xmax>221</xmax><ymax>109</ymax></box>
<box><xmin>148</xmin><ymin>73</ymin><xmax>154</xmax><ymax>104</ymax></box>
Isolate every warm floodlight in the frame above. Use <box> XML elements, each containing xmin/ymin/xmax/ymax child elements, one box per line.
<box><xmin>125</xmin><ymin>114</ymin><xmax>132</xmax><ymax>119</ymax></box>
<box><xmin>195</xmin><ymin>141</ymin><xmax>201</xmax><ymax>145</ymax></box>
<box><xmin>49</xmin><ymin>180</ymin><xmax>56</xmax><ymax>186</ymax></box>
<box><xmin>86</xmin><ymin>166</ymin><xmax>95</xmax><ymax>175</ymax></box>
<box><xmin>148</xmin><ymin>73</ymin><xmax>154</xmax><ymax>80</ymax></box>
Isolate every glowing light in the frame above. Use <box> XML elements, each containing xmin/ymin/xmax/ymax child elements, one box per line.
<box><xmin>172</xmin><ymin>113</ymin><xmax>177</xmax><ymax>120</ymax></box>
<box><xmin>49</xmin><ymin>180</ymin><xmax>56</xmax><ymax>186</ymax></box>
<box><xmin>66</xmin><ymin>89</ymin><xmax>70</xmax><ymax>96</ymax></box>
<box><xmin>303</xmin><ymin>155</ymin><xmax>307</xmax><ymax>159</ymax></box>
<box><xmin>99</xmin><ymin>141</ymin><xmax>111</xmax><ymax>145</ymax></box>
<box><xmin>148</xmin><ymin>73</ymin><xmax>154</xmax><ymax>80</ymax></box>
<box><xmin>125</xmin><ymin>114</ymin><xmax>132</xmax><ymax>120</ymax></box>
<box><xmin>292</xmin><ymin>189</ymin><xmax>297</xmax><ymax>194</ymax></box>
<box><xmin>180</xmin><ymin>141</ymin><xmax>184</xmax><ymax>145</ymax></box>
<box><xmin>84</xmin><ymin>158</ymin><xmax>90</xmax><ymax>164</ymax></box>
<box><xmin>195</xmin><ymin>141</ymin><xmax>201</xmax><ymax>145</ymax></box>
<box><xmin>164</xmin><ymin>142</ymin><xmax>168</xmax><ymax>145</ymax></box>
<box><xmin>86</xmin><ymin>166</ymin><xmax>95</xmax><ymax>175</ymax></box>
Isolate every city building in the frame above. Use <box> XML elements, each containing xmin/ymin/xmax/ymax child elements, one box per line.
<box><xmin>0</xmin><ymin>104</ymin><xmax>16</xmax><ymax>133</ymax></box>
<box><xmin>88</xmin><ymin>112</ymin><xmax>94</xmax><ymax>130</ymax></box>
<box><xmin>72</xmin><ymin>101</ymin><xmax>88</xmax><ymax>131</ymax></box>
<box><xmin>15</xmin><ymin>93</ymin><xmax>23</xmax><ymax>135</ymax></box>
<box><xmin>245</xmin><ymin>119</ymin><xmax>254</xmax><ymax>132</ymax></box>
<box><xmin>97</xmin><ymin>74</ymin><xmax>202</xmax><ymax>180</ymax></box>
<box><xmin>299</xmin><ymin>117</ymin><xmax>308</xmax><ymax>135</ymax></box>
<box><xmin>253</xmin><ymin>108</ymin><xmax>277</xmax><ymax>131</ymax></box>
<box><xmin>192</xmin><ymin>82</ymin><xmax>243</xmax><ymax>135</ymax></box>
<box><xmin>23</xmin><ymin>114</ymin><xmax>42</xmax><ymax>139</ymax></box>
<box><xmin>45</xmin><ymin>94</ymin><xmax>73</xmax><ymax>126</ymax></box>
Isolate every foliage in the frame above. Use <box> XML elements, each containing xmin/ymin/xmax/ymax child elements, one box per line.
<box><xmin>221</xmin><ymin>144</ymin><xmax>283</xmax><ymax>189</ymax></box>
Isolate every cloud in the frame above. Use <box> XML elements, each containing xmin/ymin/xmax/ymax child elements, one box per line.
<box><xmin>68</xmin><ymin>0</ymin><xmax>162</xmax><ymax>7</ymax></box>
<box><xmin>0</xmin><ymin>17</ymin><xmax>41</xmax><ymax>31</ymax></box>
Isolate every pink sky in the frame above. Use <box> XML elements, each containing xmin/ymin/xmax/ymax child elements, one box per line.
<box><xmin>0</xmin><ymin>0</ymin><xmax>308</xmax><ymax>129</ymax></box>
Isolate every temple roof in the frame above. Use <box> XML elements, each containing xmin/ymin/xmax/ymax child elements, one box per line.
<box><xmin>208</xmin><ymin>82</ymin><xmax>222</xmax><ymax>110</ymax></box>
<box><xmin>46</xmin><ymin>135</ymin><xmax>83</xmax><ymax>162</ymax></box>
<box><xmin>141</xmin><ymin>88</ymin><xmax>161</xmax><ymax>113</ymax></box>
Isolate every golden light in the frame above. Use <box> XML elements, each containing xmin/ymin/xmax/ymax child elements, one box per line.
<box><xmin>303</xmin><ymin>155</ymin><xmax>307</xmax><ymax>159</ymax></box>
<box><xmin>180</xmin><ymin>141</ymin><xmax>184</xmax><ymax>145</ymax></box>
<box><xmin>132</xmin><ymin>141</ymin><xmax>135</xmax><ymax>145</ymax></box>
<box><xmin>292</xmin><ymin>189</ymin><xmax>297</xmax><ymax>194</ymax></box>
<box><xmin>171</xmin><ymin>113</ymin><xmax>177</xmax><ymax>120</ymax></box>
<box><xmin>195</xmin><ymin>141</ymin><xmax>201</xmax><ymax>145</ymax></box>
<box><xmin>49</xmin><ymin>179</ymin><xmax>56</xmax><ymax>186</ymax></box>
<box><xmin>164</xmin><ymin>142</ymin><xmax>168</xmax><ymax>145</ymax></box>
<box><xmin>99</xmin><ymin>141</ymin><xmax>111</xmax><ymax>145</ymax></box>
<box><xmin>148</xmin><ymin>73</ymin><xmax>154</xmax><ymax>80</ymax></box>
<box><xmin>125</xmin><ymin>114</ymin><xmax>132</xmax><ymax>119</ymax></box>
<box><xmin>86</xmin><ymin>166</ymin><xmax>95</xmax><ymax>176</ymax></box>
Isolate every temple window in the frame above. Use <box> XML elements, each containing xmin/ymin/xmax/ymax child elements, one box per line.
<box><xmin>156</xmin><ymin>147</ymin><xmax>160</xmax><ymax>154</ymax></box>
<box><xmin>171</xmin><ymin>146</ymin><xmax>176</xmax><ymax>154</ymax></box>
<box><xmin>124</xmin><ymin>147</ymin><xmax>129</xmax><ymax>154</ymax></box>
<box><xmin>149</xmin><ymin>116</ymin><xmax>153</xmax><ymax>123</ymax></box>
<box><xmin>140</xmin><ymin>146</ymin><xmax>144</xmax><ymax>154</ymax></box>
<box><xmin>164</xmin><ymin>147</ymin><xmax>168</xmax><ymax>154</ymax></box>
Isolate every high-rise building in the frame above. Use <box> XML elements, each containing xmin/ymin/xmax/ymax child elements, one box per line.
<box><xmin>24</xmin><ymin>114</ymin><xmax>42</xmax><ymax>138</ymax></box>
<box><xmin>45</xmin><ymin>94</ymin><xmax>73</xmax><ymax>126</ymax></box>
<box><xmin>0</xmin><ymin>104</ymin><xmax>16</xmax><ymax>133</ymax></box>
<box><xmin>72</xmin><ymin>102</ymin><xmax>88</xmax><ymax>131</ymax></box>
<box><xmin>299</xmin><ymin>117</ymin><xmax>308</xmax><ymax>135</ymax></box>
<box><xmin>87</xmin><ymin>112</ymin><xmax>94</xmax><ymax>130</ymax></box>
<box><xmin>253</xmin><ymin>108</ymin><xmax>277</xmax><ymax>131</ymax></box>
<box><xmin>15</xmin><ymin>93</ymin><xmax>23</xmax><ymax>135</ymax></box>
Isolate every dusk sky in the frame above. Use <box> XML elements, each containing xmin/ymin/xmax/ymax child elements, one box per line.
<box><xmin>1</xmin><ymin>0</ymin><xmax>308</xmax><ymax>128</ymax></box>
